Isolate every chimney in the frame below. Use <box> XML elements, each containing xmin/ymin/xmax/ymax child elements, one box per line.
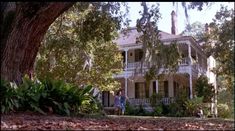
<box><xmin>171</xmin><ymin>10</ymin><xmax>178</xmax><ymax>35</ymax></box>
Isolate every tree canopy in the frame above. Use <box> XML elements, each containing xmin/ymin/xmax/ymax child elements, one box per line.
<box><xmin>204</xmin><ymin>6</ymin><xmax>234</xmax><ymax>90</ymax></box>
<box><xmin>36</xmin><ymin>2</ymin><xmax>129</xmax><ymax>91</ymax></box>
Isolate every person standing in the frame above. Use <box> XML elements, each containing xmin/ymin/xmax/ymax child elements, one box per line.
<box><xmin>120</xmin><ymin>90</ymin><xmax>126</xmax><ymax>115</ymax></box>
<box><xmin>114</xmin><ymin>91</ymin><xmax>121</xmax><ymax>115</ymax></box>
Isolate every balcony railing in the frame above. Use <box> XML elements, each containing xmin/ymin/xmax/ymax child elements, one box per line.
<box><xmin>127</xmin><ymin>62</ymin><xmax>148</xmax><ymax>69</ymax></box>
<box><xmin>125</xmin><ymin>58</ymin><xmax>207</xmax><ymax>74</ymax></box>
<box><xmin>128</xmin><ymin>97</ymin><xmax>175</xmax><ymax>106</ymax></box>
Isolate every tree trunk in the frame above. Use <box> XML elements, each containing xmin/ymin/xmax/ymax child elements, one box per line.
<box><xmin>0</xmin><ymin>2</ymin><xmax>74</xmax><ymax>83</ymax></box>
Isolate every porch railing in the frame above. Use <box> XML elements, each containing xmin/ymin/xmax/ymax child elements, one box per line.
<box><xmin>128</xmin><ymin>97</ymin><xmax>175</xmax><ymax>106</ymax></box>
<box><xmin>127</xmin><ymin>62</ymin><xmax>148</xmax><ymax>69</ymax></box>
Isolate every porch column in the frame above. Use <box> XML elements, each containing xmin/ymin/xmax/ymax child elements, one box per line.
<box><xmin>124</xmin><ymin>49</ymin><xmax>128</xmax><ymax>71</ymax></box>
<box><xmin>155</xmin><ymin>80</ymin><xmax>158</xmax><ymax>93</ymax></box>
<box><xmin>188</xmin><ymin>43</ymin><xmax>192</xmax><ymax>65</ymax></box>
<box><xmin>189</xmin><ymin>71</ymin><xmax>193</xmax><ymax>99</ymax></box>
<box><xmin>125</xmin><ymin>77</ymin><xmax>128</xmax><ymax>97</ymax></box>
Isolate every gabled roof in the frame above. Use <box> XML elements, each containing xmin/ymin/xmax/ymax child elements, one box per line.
<box><xmin>114</xmin><ymin>27</ymin><xmax>207</xmax><ymax>58</ymax></box>
<box><xmin>114</xmin><ymin>27</ymin><xmax>183</xmax><ymax>46</ymax></box>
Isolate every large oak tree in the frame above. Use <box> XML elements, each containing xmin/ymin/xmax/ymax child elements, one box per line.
<box><xmin>0</xmin><ymin>2</ymin><xmax>75</xmax><ymax>83</ymax></box>
<box><xmin>0</xmin><ymin>2</ymin><xmax>210</xmax><ymax>84</ymax></box>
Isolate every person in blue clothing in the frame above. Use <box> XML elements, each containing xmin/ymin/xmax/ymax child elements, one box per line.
<box><xmin>114</xmin><ymin>91</ymin><xmax>121</xmax><ymax>115</ymax></box>
<box><xmin>120</xmin><ymin>90</ymin><xmax>126</xmax><ymax>115</ymax></box>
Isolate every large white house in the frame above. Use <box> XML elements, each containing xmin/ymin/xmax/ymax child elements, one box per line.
<box><xmin>101</xmin><ymin>11</ymin><xmax>217</xmax><ymax>115</ymax></box>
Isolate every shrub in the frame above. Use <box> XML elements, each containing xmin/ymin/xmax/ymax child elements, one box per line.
<box><xmin>168</xmin><ymin>102</ymin><xmax>184</xmax><ymax>117</ymax></box>
<box><xmin>124</xmin><ymin>101</ymin><xmax>136</xmax><ymax>115</ymax></box>
<box><xmin>184</xmin><ymin>97</ymin><xmax>203</xmax><ymax>116</ymax></box>
<box><xmin>153</xmin><ymin>105</ymin><xmax>163</xmax><ymax>116</ymax></box>
<box><xmin>0</xmin><ymin>79</ymin><xmax>19</xmax><ymax>113</ymax></box>
<box><xmin>150</xmin><ymin>93</ymin><xmax>162</xmax><ymax>107</ymax></box>
<box><xmin>1</xmin><ymin>76</ymin><xmax>100</xmax><ymax>116</ymax></box>
<box><xmin>217</xmin><ymin>103</ymin><xmax>231</xmax><ymax>118</ymax></box>
<box><xmin>195</xmin><ymin>75</ymin><xmax>214</xmax><ymax>103</ymax></box>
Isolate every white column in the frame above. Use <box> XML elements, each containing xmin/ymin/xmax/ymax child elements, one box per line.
<box><xmin>125</xmin><ymin>49</ymin><xmax>128</xmax><ymax>71</ymax></box>
<box><xmin>124</xmin><ymin>49</ymin><xmax>128</xmax><ymax>97</ymax></box>
<box><xmin>125</xmin><ymin>77</ymin><xmax>128</xmax><ymax>97</ymax></box>
<box><xmin>188</xmin><ymin>43</ymin><xmax>192</xmax><ymax>65</ymax></box>
<box><xmin>189</xmin><ymin>71</ymin><xmax>193</xmax><ymax>99</ymax></box>
<box><xmin>155</xmin><ymin>80</ymin><xmax>158</xmax><ymax>94</ymax></box>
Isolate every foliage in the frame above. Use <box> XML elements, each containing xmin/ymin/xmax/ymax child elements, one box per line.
<box><xmin>124</xmin><ymin>101</ymin><xmax>136</xmax><ymax>115</ymax></box>
<box><xmin>180</xmin><ymin>21</ymin><xmax>205</xmax><ymax>41</ymax></box>
<box><xmin>204</xmin><ymin>6</ymin><xmax>234</xmax><ymax>90</ymax></box>
<box><xmin>124</xmin><ymin>102</ymin><xmax>150</xmax><ymax>116</ymax></box>
<box><xmin>217</xmin><ymin>103</ymin><xmax>231</xmax><ymax>118</ymax></box>
<box><xmin>152</xmin><ymin>105</ymin><xmax>163</xmax><ymax>116</ymax></box>
<box><xmin>149</xmin><ymin>92</ymin><xmax>162</xmax><ymax>107</ymax></box>
<box><xmin>1</xmin><ymin>76</ymin><xmax>101</xmax><ymax>116</ymax></box>
<box><xmin>168</xmin><ymin>102</ymin><xmax>184</xmax><ymax>117</ymax></box>
<box><xmin>217</xmin><ymin>89</ymin><xmax>234</xmax><ymax>118</ymax></box>
<box><xmin>0</xmin><ymin>79</ymin><xmax>19</xmax><ymax>113</ymax></box>
<box><xmin>136</xmin><ymin>2</ymin><xmax>181</xmax><ymax>83</ymax></box>
<box><xmin>195</xmin><ymin>75</ymin><xmax>214</xmax><ymax>103</ymax></box>
<box><xmin>184</xmin><ymin>97</ymin><xmax>203</xmax><ymax>116</ymax></box>
<box><xmin>36</xmin><ymin>2</ymin><xmax>128</xmax><ymax>91</ymax></box>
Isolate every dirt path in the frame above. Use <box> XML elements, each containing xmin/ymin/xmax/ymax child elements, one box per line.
<box><xmin>1</xmin><ymin>113</ymin><xmax>234</xmax><ymax>130</ymax></box>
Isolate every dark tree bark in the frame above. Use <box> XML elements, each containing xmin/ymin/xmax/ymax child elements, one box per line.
<box><xmin>0</xmin><ymin>2</ymin><xmax>74</xmax><ymax>83</ymax></box>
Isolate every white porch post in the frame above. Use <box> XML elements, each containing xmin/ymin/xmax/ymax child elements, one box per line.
<box><xmin>125</xmin><ymin>49</ymin><xmax>128</xmax><ymax>71</ymax></box>
<box><xmin>188</xmin><ymin>43</ymin><xmax>192</xmax><ymax>65</ymax></box>
<box><xmin>125</xmin><ymin>77</ymin><xmax>128</xmax><ymax>97</ymax></box>
<box><xmin>155</xmin><ymin>80</ymin><xmax>158</xmax><ymax>94</ymax></box>
<box><xmin>189</xmin><ymin>70</ymin><xmax>193</xmax><ymax>99</ymax></box>
<box><xmin>124</xmin><ymin>49</ymin><xmax>128</xmax><ymax>97</ymax></box>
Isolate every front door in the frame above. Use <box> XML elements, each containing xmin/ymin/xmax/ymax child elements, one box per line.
<box><xmin>102</xmin><ymin>91</ymin><xmax>110</xmax><ymax>107</ymax></box>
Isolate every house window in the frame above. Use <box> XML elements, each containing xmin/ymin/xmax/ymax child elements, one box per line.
<box><xmin>152</xmin><ymin>81</ymin><xmax>156</xmax><ymax>94</ymax></box>
<box><xmin>135</xmin><ymin>82</ymin><xmax>149</xmax><ymax>98</ymax></box>
<box><xmin>134</xmin><ymin>49</ymin><xmax>143</xmax><ymax>62</ymax></box>
<box><xmin>102</xmin><ymin>91</ymin><xmax>110</xmax><ymax>107</ymax></box>
<box><xmin>164</xmin><ymin>81</ymin><xmax>168</xmax><ymax>97</ymax></box>
<box><xmin>121</xmin><ymin>51</ymin><xmax>125</xmax><ymax>63</ymax></box>
<box><xmin>173</xmin><ymin>81</ymin><xmax>179</xmax><ymax>97</ymax></box>
<box><xmin>158</xmin><ymin>81</ymin><xmax>168</xmax><ymax>97</ymax></box>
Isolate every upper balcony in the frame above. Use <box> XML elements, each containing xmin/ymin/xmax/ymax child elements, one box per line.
<box><xmin>118</xmin><ymin>42</ymin><xmax>208</xmax><ymax>77</ymax></box>
<box><xmin>124</xmin><ymin>57</ymin><xmax>206</xmax><ymax>74</ymax></box>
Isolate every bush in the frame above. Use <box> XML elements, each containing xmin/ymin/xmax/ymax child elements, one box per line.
<box><xmin>0</xmin><ymin>79</ymin><xmax>19</xmax><ymax>113</ymax></box>
<box><xmin>153</xmin><ymin>105</ymin><xmax>163</xmax><ymax>116</ymax></box>
<box><xmin>1</xmin><ymin>76</ymin><xmax>100</xmax><ymax>116</ymax></box>
<box><xmin>217</xmin><ymin>103</ymin><xmax>231</xmax><ymax>118</ymax></box>
<box><xmin>195</xmin><ymin>75</ymin><xmax>214</xmax><ymax>103</ymax></box>
<box><xmin>150</xmin><ymin>93</ymin><xmax>162</xmax><ymax>107</ymax></box>
<box><xmin>168</xmin><ymin>102</ymin><xmax>184</xmax><ymax>117</ymax></box>
<box><xmin>124</xmin><ymin>101</ymin><xmax>136</xmax><ymax>115</ymax></box>
<box><xmin>125</xmin><ymin>102</ymin><xmax>151</xmax><ymax>116</ymax></box>
<box><xmin>184</xmin><ymin>97</ymin><xmax>203</xmax><ymax>116</ymax></box>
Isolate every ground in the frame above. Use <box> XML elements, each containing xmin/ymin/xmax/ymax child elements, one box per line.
<box><xmin>1</xmin><ymin>112</ymin><xmax>234</xmax><ymax>130</ymax></box>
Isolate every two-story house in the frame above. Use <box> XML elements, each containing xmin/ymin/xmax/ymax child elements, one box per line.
<box><xmin>102</xmin><ymin>11</ymin><xmax>217</xmax><ymax>114</ymax></box>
